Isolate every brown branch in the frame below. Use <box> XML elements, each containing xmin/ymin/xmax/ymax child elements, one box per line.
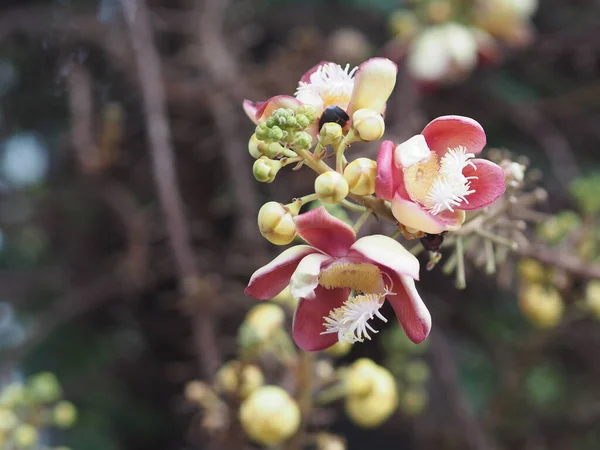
<box><xmin>119</xmin><ymin>0</ymin><xmax>221</xmax><ymax>378</ymax></box>
<box><xmin>517</xmin><ymin>245</ymin><xmax>600</xmax><ymax>279</ymax></box>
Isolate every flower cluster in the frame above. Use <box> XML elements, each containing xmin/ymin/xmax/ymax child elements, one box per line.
<box><xmin>242</xmin><ymin>58</ymin><xmax>506</xmax><ymax>352</ymax></box>
<box><xmin>388</xmin><ymin>0</ymin><xmax>539</xmax><ymax>86</ymax></box>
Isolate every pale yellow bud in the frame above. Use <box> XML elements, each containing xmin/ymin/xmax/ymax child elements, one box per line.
<box><xmin>345</xmin><ymin>358</ymin><xmax>380</xmax><ymax>397</ymax></box>
<box><xmin>248</xmin><ymin>134</ymin><xmax>263</xmax><ymax>159</ymax></box>
<box><xmin>320</xmin><ymin>122</ymin><xmax>343</xmax><ymax>145</ymax></box>
<box><xmin>324</xmin><ymin>341</ymin><xmax>353</xmax><ymax>358</ymax></box>
<box><xmin>245</xmin><ymin>303</ymin><xmax>286</xmax><ymax>338</ymax></box>
<box><xmin>13</xmin><ymin>424</ymin><xmax>39</xmax><ymax>448</ymax></box>
<box><xmin>584</xmin><ymin>280</ymin><xmax>600</xmax><ymax>320</ymax></box>
<box><xmin>343</xmin><ymin>158</ymin><xmax>377</xmax><ymax>195</ymax></box>
<box><xmin>399</xmin><ymin>386</ymin><xmax>429</xmax><ymax>416</ymax></box>
<box><xmin>214</xmin><ymin>361</ymin><xmax>265</xmax><ymax>399</ymax></box>
<box><xmin>0</xmin><ymin>408</ymin><xmax>18</xmax><ymax>431</ymax></box>
<box><xmin>345</xmin><ymin>366</ymin><xmax>398</xmax><ymax>428</ymax></box>
<box><xmin>257</xmin><ymin>202</ymin><xmax>297</xmax><ymax>245</ymax></box>
<box><xmin>27</xmin><ymin>372</ymin><xmax>62</xmax><ymax>403</ymax></box>
<box><xmin>519</xmin><ymin>283</ymin><xmax>564</xmax><ymax>328</ymax></box>
<box><xmin>315</xmin><ymin>171</ymin><xmax>349</xmax><ymax>204</ymax></box>
<box><xmin>53</xmin><ymin>401</ymin><xmax>78</xmax><ymax>428</ymax></box>
<box><xmin>316</xmin><ymin>433</ymin><xmax>346</xmax><ymax>450</ymax></box>
<box><xmin>184</xmin><ymin>380</ymin><xmax>212</xmax><ymax>404</ymax></box>
<box><xmin>352</xmin><ymin>109</ymin><xmax>385</xmax><ymax>142</ymax></box>
<box><xmin>253</xmin><ymin>157</ymin><xmax>282</xmax><ymax>183</ymax></box>
<box><xmin>518</xmin><ymin>258</ymin><xmax>547</xmax><ymax>284</ymax></box>
<box><xmin>0</xmin><ymin>383</ymin><xmax>25</xmax><ymax>408</ymax></box>
<box><xmin>239</xmin><ymin>386</ymin><xmax>301</xmax><ymax>446</ymax></box>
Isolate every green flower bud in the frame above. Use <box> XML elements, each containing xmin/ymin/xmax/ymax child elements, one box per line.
<box><xmin>292</xmin><ymin>132</ymin><xmax>313</xmax><ymax>151</ymax></box>
<box><xmin>27</xmin><ymin>372</ymin><xmax>62</xmax><ymax>404</ymax></box>
<box><xmin>266</xmin><ymin>116</ymin><xmax>277</xmax><ymax>128</ymax></box>
<box><xmin>253</xmin><ymin>157</ymin><xmax>282</xmax><ymax>183</ymax></box>
<box><xmin>53</xmin><ymin>401</ymin><xmax>78</xmax><ymax>428</ymax></box>
<box><xmin>268</xmin><ymin>126</ymin><xmax>284</xmax><ymax>142</ymax></box>
<box><xmin>295</xmin><ymin>114</ymin><xmax>310</xmax><ymax>128</ymax></box>
<box><xmin>0</xmin><ymin>383</ymin><xmax>25</xmax><ymax>408</ymax></box>
<box><xmin>315</xmin><ymin>171</ymin><xmax>349</xmax><ymax>204</ymax></box>
<box><xmin>297</xmin><ymin>104</ymin><xmax>318</xmax><ymax>122</ymax></box>
<box><xmin>255</xmin><ymin>123</ymin><xmax>270</xmax><ymax>141</ymax></box>
<box><xmin>248</xmin><ymin>134</ymin><xmax>263</xmax><ymax>159</ymax></box>
<box><xmin>285</xmin><ymin>116</ymin><xmax>298</xmax><ymax>128</ymax></box>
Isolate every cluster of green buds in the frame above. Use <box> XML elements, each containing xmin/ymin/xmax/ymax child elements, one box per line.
<box><xmin>0</xmin><ymin>372</ymin><xmax>77</xmax><ymax>449</ymax></box>
<box><xmin>250</xmin><ymin>106</ymin><xmax>317</xmax><ymax>183</ymax></box>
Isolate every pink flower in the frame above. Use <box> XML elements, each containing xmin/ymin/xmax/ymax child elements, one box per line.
<box><xmin>376</xmin><ymin>115</ymin><xmax>506</xmax><ymax>234</ymax></box>
<box><xmin>245</xmin><ymin>207</ymin><xmax>430</xmax><ymax>352</ymax></box>
<box><xmin>242</xmin><ymin>58</ymin><xmax>398</xmax><ymax>137</ymax></box>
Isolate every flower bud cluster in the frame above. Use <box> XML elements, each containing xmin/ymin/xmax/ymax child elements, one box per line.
<box><xmin>0</xmin><ymin>372</ymin><xmax>77</xmax><ymax>449</ymax></box>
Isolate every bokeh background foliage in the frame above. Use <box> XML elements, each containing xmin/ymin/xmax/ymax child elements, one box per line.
<box><xmin>0</xmin><ymin>0</ymin><xmax>600</xmax><ymax>449</ymax></box>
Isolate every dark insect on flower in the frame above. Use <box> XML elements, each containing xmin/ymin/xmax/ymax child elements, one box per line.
<box><xmin>420</xmin><ymin>232</ymin><xmax>446</xmax><ymax>252</ymax></box>
<box><xmin>319</xmin><ymin>105</ymin><xmax>350</xmax><ymax>130</ymax></box>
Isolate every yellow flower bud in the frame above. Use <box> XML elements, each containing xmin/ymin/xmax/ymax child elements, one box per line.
<box><xmin>248</xmin><ymin>134</ymin><xmax>263</xmax><ymax>159</ymax></box>
<box><xmin>518</xmin><ymin>258</ymin><xmax>547</xmax><ymax>284</ymax></box>
<box><xmin>352</xmin><ymin>109</ymin><xmax>385</xmax><ymax>142</ymax></box>
<box><xmin>253</xmin><ymin>157</ymin><xmax>282</xmax><ymax>183</ymax></box>
<box><xmin>239</xmin><ymin>386</ymin><xmax>301</xmax><ymax>446</ymax></box>
<box><xmin>345</xmin><ymin>366</ymin><xmax>398</xmax><ymax>428</ymax></box>
<box><xmin>343</xmin><ymin>158</ymin><xmax>377</xmax><ymax>195</ymax></box>
<box><xmin>584</xmin><ymin>280</ymin><xmax>600</xmax><ymax>320</ymax></box>
<box><xmin>13</xmin><ymin>424</ymin><xmax>39</xmax><ymax>448</ymax></box>
<box><xmin>27</xmin><ymin>372</ymin><xmax>62</xmax><ymax>403</ymax></box>
<box><xmin>239</xmin><ymin>303</ymin><xmax>286</xmax><ymax>351</ymax></box>
<box><xmin>315</xmin><ymin>171</ymin><xmax>349</xmax><ymax>204</ymax></box>
<box><xmin>399</xmin><ymin>386</ymin><xmax>429</xmax><ymax>416</ymax></box>
<box><xmin>320</xmin><ymin>122</ymin><xmax>343</xmax><ymax>144</ymax></box>
<box><xmin>0</xmin><ymin>408</ymin><xmax>18</xmax><ymax>431</ymax></box>
<box><xmin>324</xmin><ymin>341</ymin><xmax>353</xmax><ymax>358</ymax></box>
<box><xmin>271</xmin><ymin>285</ymin><xmax>299</xmax><ymax>310</ymax></box>
<box><xmin>0</xmin><ymin>383</ymin><xmax>25</xmax><ymax>408</ymax></box>
<box><xmin>214</xmin><ymin>361</ymin><xmax>265</xmax><ymax>399</ymax></box>
<box><xmin>519</xmin><ymin>283</ymin><xmax>564</xmax><ymax>329</ymax></box>
<box><xmin>53</xmin><ymin>401</ymin><xmax>78</xmax><ymax>428</ymax></box>
<box><xmin>184</xmin><ymin>380</ymin><xmax>211</xmax><ymax>404</ymax></box>
<box><xmin>257</xmin><ymin>202</ymin><xmax>297</xmax><ymax>245</ymax></box>
<box><xmin>316</xmin><ymin>432</ymin><xmax>346</xmax><ymax>450</ymax></box>
<box><xmin>344</xmin><ymin>358</ymin><xmax>380</xmax><ymax>397</ymax></box>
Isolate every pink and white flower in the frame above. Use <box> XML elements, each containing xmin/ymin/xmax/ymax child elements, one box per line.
<box><xmin>376</xmin><ymin>115</ymin><xmax>506</xmax><ymax>234</ymax></box>
<box><xmin>245</xmin><ymin>207</ymin><xmax>430</xmax><ymax>352</ymax></box>
<box><xmin>242</xmin><ymin>58</ymin><xmax>398</xmax><ymax>137</ymax></box>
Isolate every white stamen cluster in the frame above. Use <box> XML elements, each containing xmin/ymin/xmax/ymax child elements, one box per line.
<box><xmin>321</xmin><ymin>292</ymin><xmax>389</xmax><ymax>344</ymax></box>
<box><xmin>294</xmin><ymin>63</ymin><xmax>357</xmax><ymax>110</ymax></box>
<box><xmin>424</xmin><ymin>146</ymin><xmax>477</xmax><ymax>215</ymax></box>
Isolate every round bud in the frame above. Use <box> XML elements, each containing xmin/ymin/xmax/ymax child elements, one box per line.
<box><xmin>238</xmin><ymin>303</ymin><xmax>286</xmax><ymax>349</ymax></box>
<box><xmin>214</xmin><ymin>361</ymin><xmax>265</xmax><ymax>399</ymax></box>
<box><xmin>345</xmin><ymin>366</ymin><xmax>398</xmax><ymax>428</ymax></box>
<box><xmin>266</xmin><ymin>116</ymin><xmax>277</xmax><ymax>128</ymax></box>
<box><xmin>255</xmin><ymin>123</ymin><xmax>270</xmax><ymax>141</ymax></box>
<box><xmin>292</xmin><ymin>132</ymin><xmax>313</xmax><ymax>151</ymax></box>
<box><xmin>248</xmin><ymin>134</ymin><xmax>263</xmax><ymax>159</ymax></box>
<box><xmin>0</xmin><ymin>408</ymin><xmax>18</xmax><ymax>431</ymax></box>
<box><xmin>297</xmin><ymin>104</ymin><xmax>318</xmax><ymax>122</ymax></box>
<box><xmin>295</xmin><ymin>114</ymin><xmax>310</xmax><ymax>129</ymax></box>
<box><xmin>0</xmin><ymin>383</ymin><xmax>25</xmax><ymax>408</ymax></box>
<box><xmin>320</xmin><ymin>122</ymin><xmax>343</xmax><ymax>144</ymax></box>
<box><xmin>324</xmin><ymin>341</ymin><xmax>352</xmax><ymax>358</ymax></box>
<box><xmin>345</xmin><ymin>358</ymin><xmax>379</xmax><ymax>397</ymax></box>
<box><xmin>315</xmin><ymin>171</ymin><xmax>349</xmax><ymax>204</ymax></box>
<box><xmin>343</xmin><ymin>158</ymin><xmax>377</xmax><ymax>195</ymax></box>
<box><xmin>285</xmin><ymin>116</ymin><xmax>298</xmax><ymax>128</ymax></box>
<box><xmin>184</xmin><ymin>380</ymin><xmax>211</xmax><ymax>404</ymax></box>
<box><xmin>253</xmin><ymin>157</ymin><xmax>282</xmax><ymax>183</ymax></box>
<box><xmin>239</xmin><ymin>386</ymin><xmax>301</xmax><ymax>446</ymax></box>
<box><xmin>352</xmin><ymin>109</ymin><xmax>385</xmax><ymax>142</ymax></box>
<box><xmin>53</xmin><ymin>401</ymin><xmax>78</xmax><ymax>428</ymax></box>
<box><xmin>519</xmin><ymin>283</ymin><xmax>564</xmax><ymax>329</ymax></box>
<box><xmin>27</xmin><ymin>372</ymin><xmax>62</xmax><ymax>403</ymax></box>
<box><xmin>518</xmin><ymin>258</ymin><xmax>546</xmax><ymax>283</ymax></box>
<box><xmin>257</xmin><ymin>202</ymin><xmax>297</xmax><ymax>245</ymax></box>
<box><xmin>585</xmin><ymin>280</ymin><xmax>600</xmax><ymax>320</ymax></box>
<box><xmin>268</xmin><ymin>126</ymin><xmax>284</xmax><ymax>142</ymax></box>
<box><xmin>13</xmin><ymin>424</ymin><xmax>39</xmax><ymax>448</ymax></box>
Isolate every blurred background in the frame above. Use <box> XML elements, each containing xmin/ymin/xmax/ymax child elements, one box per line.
<box><xmin>1</xmin><ymin>0</ymin><xmax>600</xmax><ymax>449</ymax></box>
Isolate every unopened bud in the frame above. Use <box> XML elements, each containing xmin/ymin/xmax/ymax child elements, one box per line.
<box><xmin>27</xmin><ymin>372</ymin><xmax>62</xmax><ymax>403</ymax></box>
<box><xmin>292</xmin><ymin>131</ymin><xmax>312</xmax><ymax>151</ymax></box>
<box><xmin>0</xmin><ymin>409</ymin><xmax>18</xmax><ymax>430</ymax></box>
<box><xmin>13</xmin><ymin>424</ymin><xmax>39</xmax><ymax>448</ymax></box>
<box><xmin>214</xmin><ymin>361</ymin><xmax>265</xmax><ymax>399</ymax></box>
<box><xmin>345</xmin><ymin>358</ymin><xmax>379</xmax><ymax>397</ymax></box>
<box><xmin>343</xmin><ymin>157</ymin><xmax>377</xmax><ymax>195</ymax></box>
<box><xmin>297</xmin><ymin>104</ymin><xmax>318</xmax><ymax>122</ymax></box>
<box><xmin>268</xmin><ymin>126</ymin><xmax>284</xmax><ymax>142</ymax></box>
<box><xmin>296</xmin><ymin>114</ymin><xmax>310</xmax><ymax>128</ymax></box>
<box><xmin>352</xmin><ymin>109</ymin><xmax>385</xmax><ymax>142</ymax></box>
<box><xmin>519</xmin><ymin>283</ymin><xmax>564</xmax><ymax>329</ymax></box>
<box><xmin>248</xmin><ymin>134</ymin><xmax>263</xmax><ymax>159</ymax></box>
<box><xmin>257</xmin><ymin>202</ymin><xmax>297</xmax><ymax>245</ymax></box>
<box><xmin>240</xmin><ymin>386</ymin><xmax>301</xmax><ymax>446</ymax></box>
<box><xmin>518</xmin><ymin>258</ymin><xmax>546</xmax><ymax>283</ymax></box>
<box><xmin>253</xmin><ymin>157</ymin><xmax>282</xmax><ymax>183</ymax></box>
<box><xmin>315</xmin><ymin>171</ymin><xmax>349</xmax><ymax>204</ymax></box>
<box><xmin>585</xmin><ymin>280</ymin><xmax>600</xmax><ymax>320</ymax></box>
<box><xmin>243</xmin><ymin>303</ymin><xmax>286</xmax><ymax>341</ymax></box>
<box><xmin>255</xmin><ymin>123</ymin><xmax>270</xmax><ymax>141</ymax></box>
<box><xmin>325</xmin><ymin>341</ymin><xmax>353</xmax><ymax>358</ymax></box>
<box><xmin>53</xmin><ymin>401</ymin><xmax>78</xmax><ymax>428</ymax></box>
<box><xmin>320</xmin><ymin>122</ymin><xmax>343</xmax><ymax>144</ymax></box>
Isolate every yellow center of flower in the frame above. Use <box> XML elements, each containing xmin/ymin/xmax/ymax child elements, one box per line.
<box><xmin>403</xmin><ymin>152</ymin><xmax>440</xmax><ymax>203</ymax></box>
<box><xmin>318</xmin><ymin>262</ymin><xmax>381</xmax><ymax>293</ymax></box>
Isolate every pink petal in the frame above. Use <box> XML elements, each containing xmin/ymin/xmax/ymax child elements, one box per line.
<box><xmin>421</xmin><ymin>115</ymin><xmax>486</xmax><ymax>158</ymax></box>
<box><xmin>245</xmin><ymin>245</ymin><xmax>319</xmax><ymax>300</ymax></box>
<box><xmin>375</xmin><ymin>140</ymin><xmax>398</xmax><ymax>201</ymax></box>
<box><xmin>391</xmin><ymin>193</ymin><xmax>465</xmax><ymax>234</ymax></box>
<box><xmin>242</xmin><ymin>99</ymin><xmax>259</xmax><ymax>125</ymax></box>
<box><xmin>347</xmin><ymin>57</ymin><xmax>398</xmax><ymax>116</ymax></box>
<box><xmin>386</xmin><ymin>272</ymin><xmax>431</xmax><ymax>343</ymax></box>
<box><xmin>349</xmin><ymin>235</ymin><xmax>420</xmax><ymax>281</ymax></box>
<box><xmin>290</xmin><ymin>253</ymin><xmax>333</xmax><ymax>300</ymax></box>
<box><xmin>248</xmin><ymin>95</ymin><xmax>303</xmax><ymax>123</ymax></box>
<box><xmin>295</xmin><ymin>207</ymin><xmax>356</xmax><ymax>257</ymax></box>
<box><xmin>300</xmin><ymin>61</ymin><xmax>334</xmax><ymax>83</ymax></box>
<box><xmin>460</xmin><ymin>159</ymin><xmax>506</xmax><ymax>210</ymax></box>
<box><xmin>292</xmin><ymin>286</ymin><xmax>350</xmax><ymax>351</ymax></box>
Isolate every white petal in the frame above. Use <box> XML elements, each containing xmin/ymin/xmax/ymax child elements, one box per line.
<box><xmin>394</xmin><ymin>135</ymin><xmax>432</xmax><ymax>168</ymax></box>
<box><xmin>290</xmin><ymin>253</ymin><xmax>332</xmax><ymax>300</ymax></box>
